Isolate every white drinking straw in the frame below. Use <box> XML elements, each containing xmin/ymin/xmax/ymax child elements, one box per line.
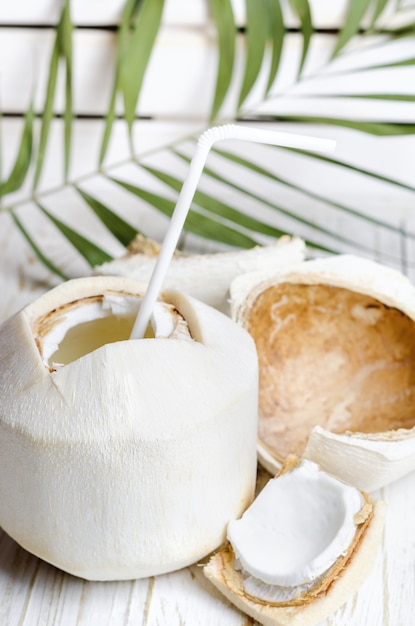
<box><xmin>130</xmin><ymin>124</ymin><xmax>335</xmax><ymax>339</ymax></box>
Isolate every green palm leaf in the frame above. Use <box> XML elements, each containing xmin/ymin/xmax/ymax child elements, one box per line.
<box><xmin>76</xmin><ymin>187</ymin><xmax>140</xmax><ymax>246</ymax></box>
<box><xmin>99</xmin><ymin>0</ymin><xmax>135</xmax><ymax>165</ymax></box>
<box><xmin>211</xmin><ymin>146</ymin><xmax>415</xmax><ymax>242</ymax></box>
<box><xmin>58</xmin><ymin>0</ymin><xmax>73</xmax><ymax>182</ymax></box>
<box><xmin>331</xmin><ymin>0</ymin><xmax>372</xmax><ymax>58</ymax></box>
<box><xmin>32</xmin><ymin>37</ymin><xmax>59</xmax><ymax>191</ymax></box>
<box><xmin>257</xmin><ymin>116</ymin><xmax>415</xmax><ymax>135</ymax></box>
<box><xmin>208</xmin><ymin>0</ymin><xmax>236</xmax><ymax>120</ymax></box>
<box><xmin>281</xmin><ymin>146</ymin><xmax>415</xmax><ymax>195</ymax></box>
<box><xmin>100</xmin><ymin>0</ymin><xmax>164</xmax><ymax>161</ymax></box>
<box><xmin>33</xmin><ymin>0</ymin><xmax>73</xmax><ymax>190</ymax></box>
<box><xmin>173</xmin><ymin>147</ymin><xmax>402</xmax><ymax>258</ymax></box>
<box><xmin>264</xmin><ymin>0</ymin><xmax>285</xmax><ymax>94</ymax></box>
<box><xmin>0</xmin><ymin>104</ymin><xmax>34</xmax><ymax>197</ymax></box>
<box><xmin>369</xmin><ymin>0</ymin><xmax>390</xmax><ymax>29</ymax></box>
<box><xmin>108</xmin><ymin>175</ymin><xmax>259</xmax><ymax>248</ymax></box>
<box><xmin>238</xmin><ymin>0</ymin><xmax>268</xmax><ymax>109</ymax></box>
<box><xmin>287</xmin><ymin>0</ymin><xmax>313</xmax><ymax>76</ymax></box>
<box><xmin>120</xmin><ymin>0</ymin><xmax>165</xmax><ymax>140</ymax></box>
<box><xmin>36</xmin><ymin>202</ymin><xmax>113</xmax><ymax>267</ymax></box>
<box><xmin>10</xmin><ymin>211</ymin><xmax>68</xmax><ymax>280</ymax></box>
<box><xmin>316</xmin><ymin>55</ymin><xmax>415</xmax><ymax>79</ymax></box>
<box><xmin>291</xmin><ymin>93</ymin><xmax>415</xmax><ymax>101</ymax></box>
<box><xmin>140</xmin><ymin>162</ymin><xmax>289</xmax><ymax>240</ymax></box>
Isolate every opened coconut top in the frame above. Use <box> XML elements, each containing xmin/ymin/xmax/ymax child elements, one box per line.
<box><xmin>27</xmin><ymin>277</ymin><xmax>194</xmax><ymax>371</ymax></box>
<box><xmin>232</xmin><ymin>255</ymin><xmax>415</xmax><ymax>464</ymax></box>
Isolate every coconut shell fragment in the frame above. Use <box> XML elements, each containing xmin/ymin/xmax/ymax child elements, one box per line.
<box><xmin>204</xmin><ymin>457</ymin><xmax>385</xmax><ymax>626</ymax></box>
<box><xmin>94</xmin><ymin>236</ymin><xmax>305</xmax><ymax>313</ymax></box>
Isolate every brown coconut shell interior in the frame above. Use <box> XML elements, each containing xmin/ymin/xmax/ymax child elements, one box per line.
<box><xmin>245</xmin><ymin>282</ymin><xmax>415</xmax><ymax>461</ymax></box>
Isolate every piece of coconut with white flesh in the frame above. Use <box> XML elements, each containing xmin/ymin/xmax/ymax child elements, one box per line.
<box><xmin>94</xmin><ymin>236</ymin><xmax>306</xmax><ymax>313</ymax></box>
<box><xmin>230</xmin><ymin>254</ymin><xmax>415</xmax><ymax>492</ymax></box>
<box><xmin>0</xmin><ymin>275</ymin><xmax>259</xmax><ymax>580</ymax></box>
<box><xmin>204</xmin><ymin>458</ymin><xmax>385</xmax><ymax>626</ymax></box>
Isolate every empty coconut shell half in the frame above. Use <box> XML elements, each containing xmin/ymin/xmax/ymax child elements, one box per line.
<box><xmin>231</xmin><ymin>255</ymin><xmax>415</xmax><ymax>492</ymax></box>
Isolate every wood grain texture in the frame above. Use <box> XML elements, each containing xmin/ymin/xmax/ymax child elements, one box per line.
<box><xmin>0</xmin><ymin>465</ymin><xmax>414</xmax><ymax>626</ymax></box>
<box><xmin>3</xmin><ymin>29</ymin><xmax>415</xmax><ymax>118</ymax></box>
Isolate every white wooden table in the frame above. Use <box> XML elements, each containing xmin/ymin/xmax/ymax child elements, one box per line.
<box><xmin>0</xmin><ymin>210</ymin><xmax>415</xmax><ymax>626</ymax></box>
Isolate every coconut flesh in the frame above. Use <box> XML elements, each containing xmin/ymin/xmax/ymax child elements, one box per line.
<box><xmin>231</xmin><ymin>255</ymin><xmax>415</xmax><ymax>491</ymax></box>
<box><xmin>227</xmin><ymin>458</ymin><xmax>372</xmax><ymax>604</ymax></box>
<box><xmin>38</xmin><ymin>294</ymin><xmax>192</xmax><ymax>370</ymax></box>
<box><xmin>0</xmin><ymin>275</ymin><xmax>258</xmax><ymax>580</ymax></box>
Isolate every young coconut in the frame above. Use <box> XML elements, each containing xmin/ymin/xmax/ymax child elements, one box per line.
<box><xmin>94</xmin><ymin>235</ymin><xmax>305</xmax><ymax>313</ymax></box>
<box><xmin>231</xmin><ymin>255</ymin><xmax>415</xmax><ymax>492</ymax></box>
<box><xmin>204</xmin><ymin>458</ymin><xmax>385</xmax><ymax>626</ymax></box>
<box><xmin>0</xmin><ymin>276</ymin><xmax>258</xmax><ymax>580</ymax></box>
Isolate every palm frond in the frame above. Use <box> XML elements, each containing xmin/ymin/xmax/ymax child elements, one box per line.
<box><xmin>238</xmin><ymin>0</ymin><xmax>268</xmax><ymax>110</ymax></box>
<box><xmin>0</xmin><ymin>104</ymin><xmax>34</xmax><ymax>197</ymax></box>
<box><xmin>330</xmin><ymin>0</ymin><xmax>372</xmax><ymax>59</ymax></box>
<box><xmin>10</xmin><ymin>210</ymin><xmax>68</xmax><ymax>280</ymax></box>
<box><xmin>33</xmin><ymin>0</ymin><xmax>73</xmax><ymax>190</ymax></box>
<box><xmin>368</xmin><ymin>0</ymin><xmax>390</xmax><ymax>29</ymax></box>
<box><xmin>140</xmin><ymin>162</ymin><xmax>291</xmax><ymax>241</ymax></box>
<box><xmin>58</xmin><ymin>0</ymin><xmax>73</xmax><ymax>182</ymax></box>
<box><xmin>100</xmin><ymin>0</ymin><xmax>165</xmax><ymax>162</ymax></box>
<box><xmin>264</xmin><ymin>0</ymin><xmax>285</xmax><ymax>94</ymax></box>
<box><xmin>253</xmin><ymin>117</ymin><xmax>415</xmax><ymax>135</ymax></box>
<box><xmin>281</xmin><ymin>145</ymin><xmax>415</xmax><ymax>194</ymax></box>
<box><xmin>99</xmin><ymin>0</ymin><xmax>135</xmax><ymax>165</ymax></box>
<box><xmin>108</xmin><ymin>174</ymin><xmax>259</xmax><ymax>248</ymax></box>
<box><xmin>36</xmin><ymin>202</ymin><xmax>113</xmax><ymax>267</ymax></box>
<box><xmin>76</xmin><ymin>187</ymin><xmax>140</xmax><ymax>247</ymax></box>
<box><xmin>2</xmin><ymin>0</ymin><xmax>415</xmax><ymax>283</ymax></box>
<box><xmin>211</xmin><ymin>144</ymin><xmax>415</xmax><ymax>241</ymax></box>
<box><xmin>207</xmin><ymin>0</ymin><xmax>236</xmax><ymax>120</ymax></box>
<box><xmin>120</xmin><ymin>0</ymin><xmax>165</xmax><ymax>140</ymax></box>
<box><xmin>287</xmin><ymin>0</ymin><xmax>313</xmax><ymax>76</ymax></box>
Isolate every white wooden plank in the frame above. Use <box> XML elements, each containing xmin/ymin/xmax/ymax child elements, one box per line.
<box><xmin>0</xmin><ymin>27</ymin><xmax>224</xmax><ymax>117</ymax></box>
<box><xmin>232</xmin><ymin>0</ymin><xmax>415</xmax><ymax>30</ymax></box>
<box><xmin>0</xmin><ymin>531</ymin><xmax>42</xmax><ymax>626</ymax></box>
<box><xmin>381</xmin><ymin>472</ymin><xmax>415</xmax><ymax>626</ymax></box>
<box><xmin>0</xmin><ymin>0</ymin><xmax>414</xmax><ymax>29</ymax></box>
<box><xmin>0</xmin><ymin>27</ymin><xmax>213</xmax><ymax>115</ymax></box>
<box><xmin>2</xmin><ymin>29</ymin><xmax>415</xmax><ymax>118</ymax></box>
<box><xmin>0</xmin><ymin>0</ymin><xmax>206</xmax><ymax>26</ymax></box>
<box><xmin>143</xmin><ymin>568</ymin><xmax>248</xmax><ymax>625</ymax></box>
<box><xmin>0</xmin><ymin>470</ymin><xmax>414</xmax><ymax>625</ymax></box>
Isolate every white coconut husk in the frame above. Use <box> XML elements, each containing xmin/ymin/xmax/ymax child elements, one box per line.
<box><xmin>0</xmin><ymin>275</ymin><xmax>258</xmax><ymax>580</ymax></box>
